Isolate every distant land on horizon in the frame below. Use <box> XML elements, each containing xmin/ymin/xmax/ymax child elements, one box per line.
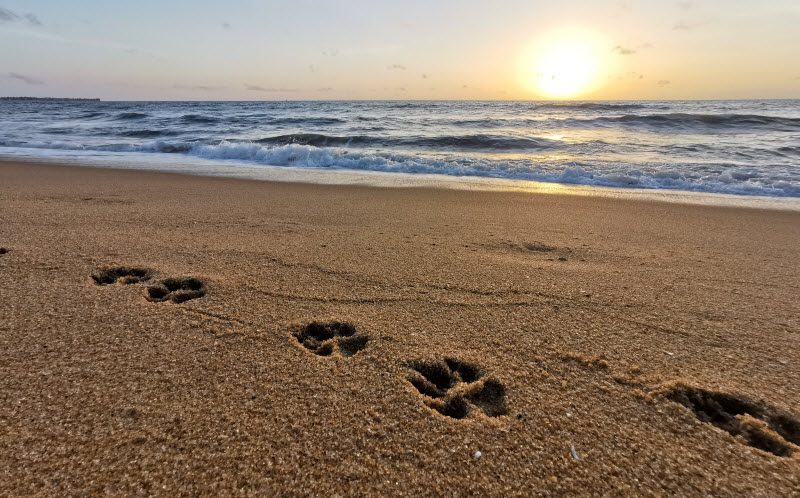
<box><xmin>0</xmin><ymin>97</ymin><xmax>101</xmax><ymax>102</ymax></box>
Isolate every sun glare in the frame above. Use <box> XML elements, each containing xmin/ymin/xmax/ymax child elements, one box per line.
<box><xmin>521</xmin><ymin>31</ymin><xmax>606</xmax><ymax>99</ymax></box>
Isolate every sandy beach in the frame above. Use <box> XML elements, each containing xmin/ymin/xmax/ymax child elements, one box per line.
<box><xmin>1</xmin><ymin>160</ymin><xmax>799</xmax><ymax>496</ymax></box>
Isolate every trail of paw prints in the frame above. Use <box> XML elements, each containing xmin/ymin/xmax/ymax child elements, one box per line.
<box><xmin>292</xmin><ymin>321</ymin><xmax>369</xmax><ymax>357</ymax></box>
<box><xmin>145</xmin><ymin>277</ymin><xmax>206</xmax><ymax>304</ymax></box>
<box><xmin>662</xmin><ymin>384</ymin><xmax>800</xmax><ymax>458</ymax></box>
<box><xmin>406</xmin><ymin>358</ymin><xmax>508</xmax><ymax>419</ymax></box>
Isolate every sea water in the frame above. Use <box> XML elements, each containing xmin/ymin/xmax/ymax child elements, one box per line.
<box><xmin>1</xmin><ymin>99</ymin><xmax>799</xmax><ymax>197</ymax></box>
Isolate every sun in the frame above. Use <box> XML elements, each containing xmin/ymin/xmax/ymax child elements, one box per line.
<box><xmin>520</xmin><ymin>31</ymin><xmax>607</xmax><ymax>99</ymax></box>
<box><xmin>535</xmin><ymin>41</ymin><xmax>598</xmax><ymax>98</ymax></box>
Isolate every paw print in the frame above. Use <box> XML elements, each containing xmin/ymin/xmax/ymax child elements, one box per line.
<box><xmin>292</xmin><ymin>321</ymin><xmax>369</xmax><ymax>357</ymax></box>
<box><xmin>407</xmin><ymin>358</ymin><xmax>508</xmax><ymax>419</ymax></box>
<box><xmin>664</xmin><ymin>385</ymin><xmax>800</xmax><ymax>457</ymax></box>
<box><xmin>145</xmin><ymin>277</ymin><xmax>206</xmax><ymax>303</ymax></box>
<box><xmin>92</xmin><ymin>266</ymin><xmax>153</xmax><ymax>285</ymax></box>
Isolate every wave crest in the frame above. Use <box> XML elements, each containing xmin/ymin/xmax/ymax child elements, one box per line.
<box><xmin>573</xmin><ymin>113</ymin><xmax>800</xmax><ymax>130</ymax></box>
<box><xmin>180</xmin><ymin>114</ymin><xmax>220</xmax><ymax>124</ymax></box>
<box><xmin>253</xmin><ymin>133</ymin><xmax>560</xmax><ymax>150</ymax></box>
<box><xmin>115</xmin><ymin>112</ymin><xmax>148</xmax><ymax>120</ymax></box>
<box><xmin>1</xmin><ymin>139</ymin><xmax>798</xmax><ymax>197</ymax></box>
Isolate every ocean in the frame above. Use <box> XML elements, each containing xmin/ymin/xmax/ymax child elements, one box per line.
<box><xmin>1</xmin><ymin>99</ymin><xmax>799</xmax><ymax>198</ymax></box>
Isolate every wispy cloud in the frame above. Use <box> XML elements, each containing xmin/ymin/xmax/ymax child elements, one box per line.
<box><xmin>8</xmin><ymin>72</ymin><xmax>45</xmax><ymax>85</ymax></box>
<box><xmin>0</xmin><ymin>6</ymin><xmax>42</xmax><ymax>26</ymax></box>
<box><xmin>23</xmin><ymin>13</ymin><xmax>41</xmax><ymax>26</ymax></box>
<box><xmin>612</xmin><ymin>45</ymin><xmax>637</xmax><ymax>55</ymax></box>
<box><xmin>619</xmin><ymin>71</ymin><xmax>645</xmax><ymax>81</ymax></box>
<box><xmin>0</xmin><ymin>7</ymin><xmax>15</xmax><ymax>22</ymax></box>
<box><xmin>245</xmin><ymin>84</ymin><xmax>298</xmax><ymax>92</ymax></box>
<box><xmin>2</xmin><ymin>27</ymin><xmax>165</xmax><ymax>61</ymax></box>
<box><xmin>221</xmin><ymin>22</ymin><xmax>231</xmax><ymax>29</ymax></box>
<box><xmin>172</xmin><ymin>84</ymin><xmax>226</xmax><ymax>91</ymax></box>
<box><xmin>322</xmin><ymin>48</ymin><xmax>339</xmax><ymax>57</ymax></box>
<box><xmin>676</xmin><ymin>1</ymin><xmax>693</xmax><ymax>10</ymax></box>
<box><xmin>317</xmin><ymin>87</ymin><xmax>333</xmax><ymax>92</ymax></box>
<box><xmin>612</xmin><ymin>42</ymin><xmax>653</xmax><ymax>56</ymax></box>
<box><xmin>673</xmin><ymin>19</ymin><xmax>712</xmax><ymax>31</ymax></box>
<box><xmin>388</xmin><ymin>64</ymin><xmax>406</xmax><ymax>71</ymax></box>
<box><xmin>421</xmin><ymin>73</ymin><xmax>430</xmax><ymax>79</ymax></box>
<box><xmin>121</xmin><ymin>48</ymin><xmax>160</xmax><ymax>59</ymax></box>
<box><xmin>657</xmin><ymin>80</ymin><xmax>671</xmax><ymax>87</ymax></box>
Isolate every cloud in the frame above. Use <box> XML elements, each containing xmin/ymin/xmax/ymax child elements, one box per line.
<box><xmin>388</xmin><ymin>64</ymin><xmax>406</xmax><ymax>71</ymax></box>
<box><xmin>8</xmin><ymin>72</ymin><xmax>45</xmax><ymax>85</ymax></box>
<box><xmin>23</xmin><ymin>13</ymin><xmax>41</xmax><ymax>26</ymax></box>
<box><xmin>317</xmin><ymin>87</ymin><xmax>333</xmax><ymax>92</ymax></box>
<box><xmin>122</xmin><ymin>48</ymin><xmax>148</xmax><ymax>56</ymax></box>
<box><xmin>245</xmin><ymin>84</ymin><xmax>298</xmax><ymax>92</ymax></box>
<box><xmin>421</xmin><ymin>73</ymin><xmax>429</xmax><ymax>79</ymax></box>
<box><xmin>172</xmin><ymin>84</ymin><xmax>226</xmax><ymax>91</ymax></box>
<box><xmin>0</xmin><ymin>6</ymin><xmax>42</xmax><ymax>26</ymax></box>
<box><xmin>221</xmin><ymin>22</ymin><xmax>231</xmax><ymax>29</ymax></box>
<box><xmin>612</xmin><ymin>42</ymin><xmax>653</xmax><ymax>56</ymax></box>
<box><xmin>657</xmin><ymin>80</ymin><xmax>671</xmax><ymax>87</ymax></box>
<box><xmin>612</xmin><ymin>45</ymin><xmax>637</xmax><ymax>55</ymax></box>
<box><xmin>0</xmin><ymin>7</ymin><xmax>18</xmax><ymax>22</ymax></box>
<box><xmin>677</xmin><ymin>1</ymin><xmax>693</xmax><ymax>10</ymax></box>
<box><xmin>673</xmin><ymin>19</ymin><xmax>711</xmax><ymax>31</ymax></box>
<box><xmin>308</xmin><ymin>64</ymin><xmax>316</xmax><ymax>73</ymax></box>
<box><xmin>2</xmin><ymin>23</ymin><xmax>166</xmax><ymax>61</ymax></box>
<box><xmin>322</xmin><ymin>48</ymin><xmax>339</xmax><ymax>57</ymax></box>
<box><xmin>621</xmin><ymin>71</ymin><xmax>645</xmax><ymax>81</ymax></box>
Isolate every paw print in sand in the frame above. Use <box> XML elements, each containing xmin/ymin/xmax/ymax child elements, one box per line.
<box><xmin>292</xmin><ymin>321</ymin><xmax>369</xmax><ymax>357</ymax></box>
<box><xmin>145</xmin><ymin>277</ymin><xmax>206</xmax><ymax>303</ymax></box>
<box><xmin>92</xmin><ymin>266</ymin><xmax>153</xmax><ymax>285</ymax></box>
<box><xmin>407</xmin><ymin>358</ymin><xmax>508</xmax><ymax>419</ymax></box>
<box><xmin>664</xmin><ymin>385</ymin><xmax>800</xmax><ymax>457</ymax></box>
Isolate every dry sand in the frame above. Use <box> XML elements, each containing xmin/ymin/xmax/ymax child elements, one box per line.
<box><xmin>1</xmin><ymin>160</ymin><xmax>799</xmax><ymax>496</ymax></box>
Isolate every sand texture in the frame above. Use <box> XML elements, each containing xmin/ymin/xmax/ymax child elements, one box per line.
<box><xmin>1</xmin><ymin>161</ymin><xmax>799</xmax><ymax>496</ymax></box>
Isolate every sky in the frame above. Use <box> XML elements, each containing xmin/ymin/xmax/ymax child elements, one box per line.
<box><xmin>1</xmin><ymin>0</ymin><xmax>799</xmax><ymax>100</ymax></box>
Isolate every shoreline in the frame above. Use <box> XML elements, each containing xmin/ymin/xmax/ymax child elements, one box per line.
<box><xmin>3</xmin><ymin>154</ymin><xmax>800</xmax><ymax>212</ymax></box>
<box><xmin>1</xmin><ymin>160</ymin><xmax>799</xmax><ymax>495</ymax></box>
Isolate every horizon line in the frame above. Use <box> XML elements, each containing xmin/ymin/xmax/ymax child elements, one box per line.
<box><xmin>3</xmin><ymin>97</ymin><xmax>800</xmax><ymax>103</ymax></box>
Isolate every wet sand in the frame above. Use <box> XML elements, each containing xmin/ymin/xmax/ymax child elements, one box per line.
<box><xmin>1</xmin><ymin>160</ymin><xmax>799</xmax><ymax>496</ymax></box>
